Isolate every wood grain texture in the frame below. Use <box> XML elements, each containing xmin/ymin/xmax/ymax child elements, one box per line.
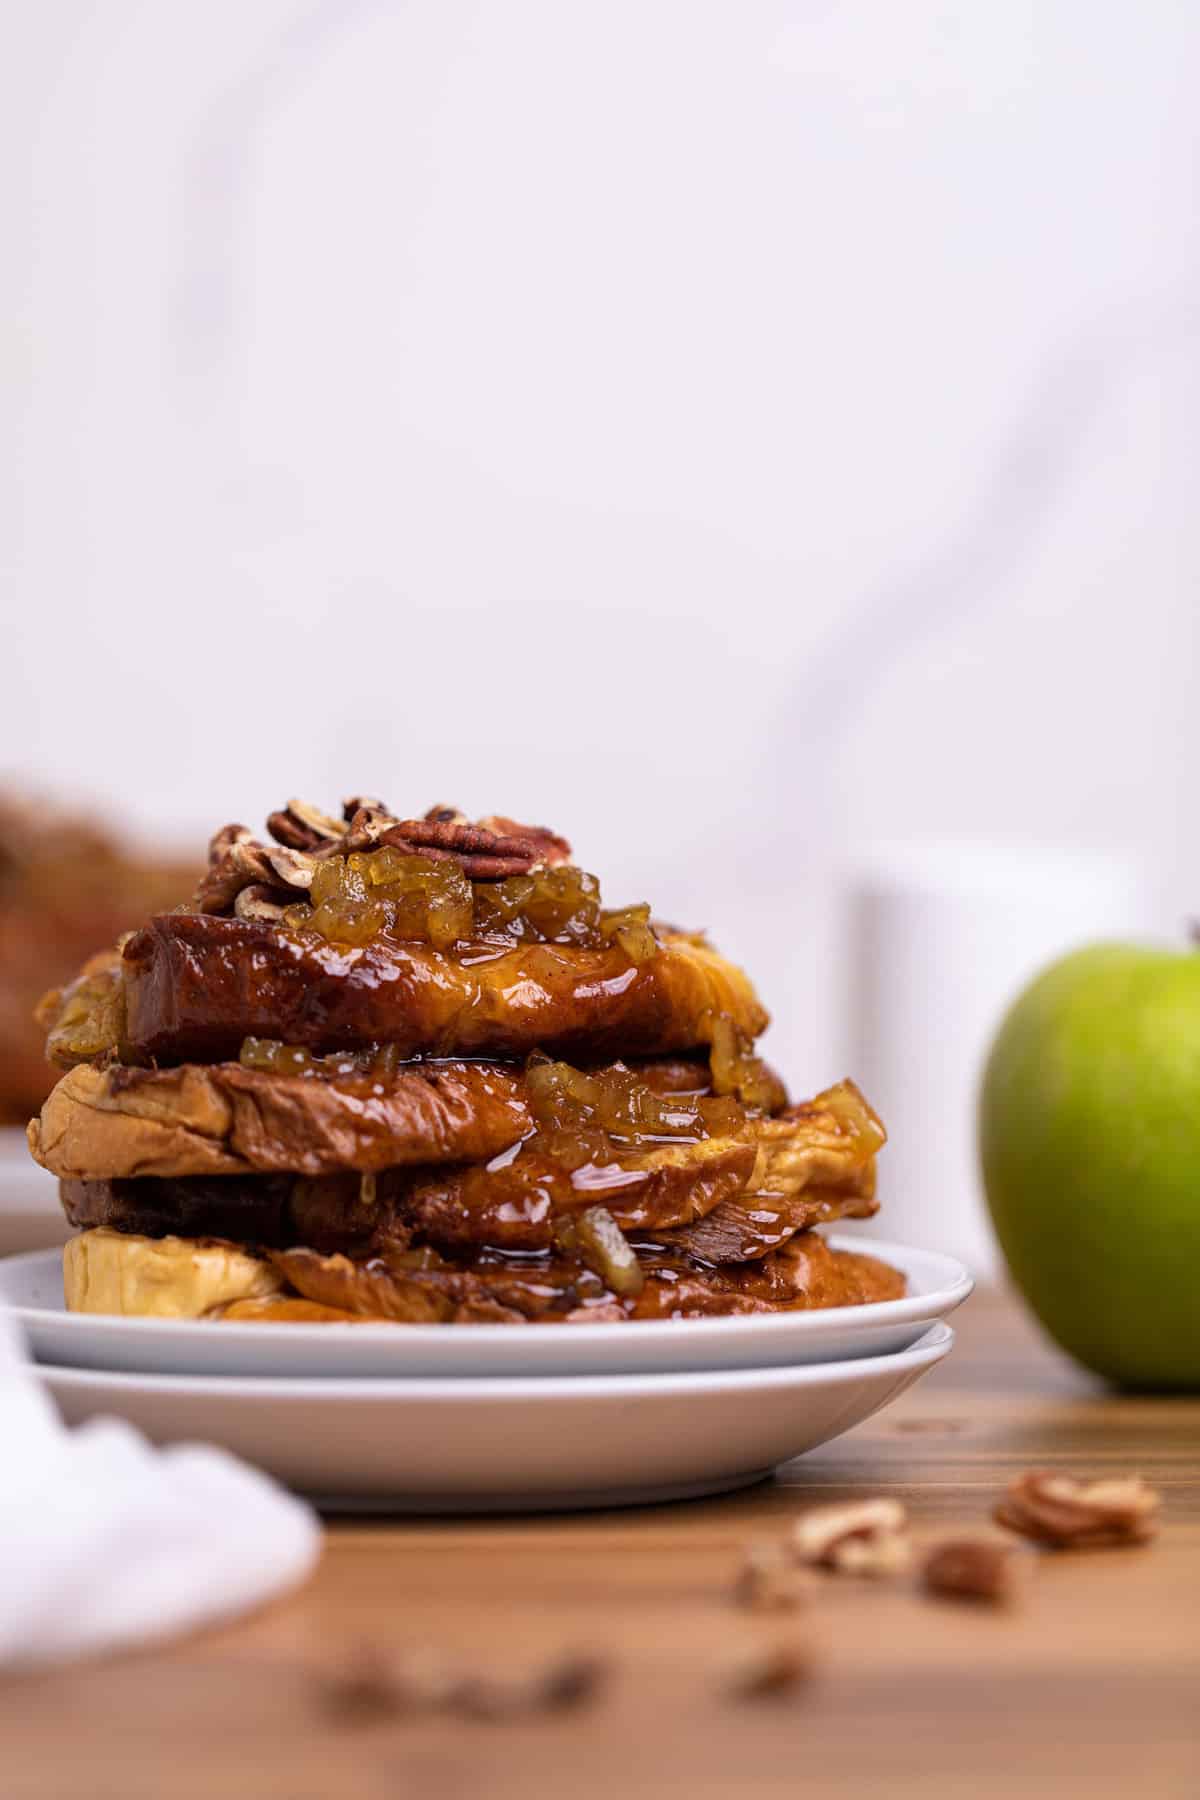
<box><xmin>2</xmin><ymin>1289</ymin><xmax>1197</xmax><ymax>1799</ymax></box>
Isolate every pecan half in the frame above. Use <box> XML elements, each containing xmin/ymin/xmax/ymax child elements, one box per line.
<box><xmin>363</xmin><ymin>811</ymin><xmax>572</xmax><ymax>879</ymax></box>
<box><xmin>479</xmin><ymin>814</ymin><xmax>572</xmax><ymax>867</ymax></box>
<box><xmin>922</xmin><ymin>1538</ymin><xmax>1024</xmax><ymax>1604</ymax></box>
<box><xmin>995</xmin><ymin>1471</ymin><xmax>1160</xmax><ymax>1547</ymax></box>
<box><xmin>792</xmin><ymin>1498</ymin><xmax>910</xmax><ymax>1575</ymax></box>
<box><xmin>375</xmin><ymin>830</ymin><xmax>538</xmax><ymax>878</ymax></box>
<box><xmin>734</xmin><ymin>1543</ymin><xmax>812</xmax><ymax>1612</ymax></box>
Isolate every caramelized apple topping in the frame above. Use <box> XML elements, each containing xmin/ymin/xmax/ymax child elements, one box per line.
<box><xmin>190</xmin><ymin>800</ymin><xmax>661</xmax><ymax>959</ymax></box>
<box><xmin>525</xmin><ymin>1055</ymin><xmax>741</xmax><ymax>1145</ymax></box>
<box><xmin>473</xmin><ymin>865</ymin><xmax>610</xmax><ymax>946</ymax></box>
<box><xmin>814</xmin><ymin>1079</ymin><xmax>888</xmax><ymax>1161</ymax></box>
<box><xmin>237</xmin><ymin>1037</ymin><xmax>402</xmax><ymax>1079</ymax></box>
<box><xmin>554</xmin><ymin>1205</ymin><xmax>645</xmax><ymax>1297</ymax></box>
<box><xmin>597</xmin><ymin>902</ymin><xmax>657</xmax><ymax>964</ymax></box>
<box><xmin>285</xmin><ymin>850</ymin><xmax>473</xmax><ymax>950</ymax></box>
<box><xmin>283</xmin><ymin>850</ymin><xmax>658</xmax><ymax>959</ymax></box>
<box><xmin>707</xmin><ymin>1013</ymin><xmax>788</xmax><ymax>1113</ymax></box>
<box><xmin>39</xmin><ymin>952</ymin><xmax>127</xmax><ymax>1070</ymax></box>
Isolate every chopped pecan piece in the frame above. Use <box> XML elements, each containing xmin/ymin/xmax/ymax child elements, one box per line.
<box><xmin>342</xmin><ymin>794</ymin><xmax>390</xmax><ymax>820</ymax></box>
<box><xmin>193</xmin><ymin>839</ymin><xmax>276</xmax><ymax>913</ymax></box>
<box><xmin>319</xmin><ymin>1644</ymin><xmax>462</xmax><ymax>1721</ymax></box>
<box><xmin>995</xmin><ymin>1471</ymin><xmax>1161</xmax><ymax>1547</ymax></box>
<box><xmin>233</xmin><ymin>883</ymin><xmax>289</xmax><ymax>923</ymax></box>
<box><xmin>922</xmin><ymin>1538</ymin><xmax>1025</xmax><ymax>1604</ymax></box>
<box><xmin>263</xmin><ymin>844</ymin><xmax>319</xmax><ymax>889</ymax></box>
<box><xmin>339</xmin><ymin>804</ymin><xmax>396</xmax><ymax>854</ymax></box>
<box><xmin>718</xmin><ymin>1640</ymin><xmax>811</xmax><ymax>1699</ymax></box>
<box><xmin>792</xmin><ymin>1497</ymin><xmax>910</xmax><ymax>1575</ymax></box>
<box><xmin>207</xmin><ymin>823</ymin><xmax>254</xmax><ymax>865</ymax></box>
<box><xmin>734</xmin><ymin>1543</ymin><xmax>812</xmax><ymax>1612</ymax></box>
<box><xmin>267</xmin><ymin>799</ymin><xmax>346</xmax><ymax>851</ymax></box>
<box><xmin>194</xmin><ymin>838</ymin><xmax>317</xmax><ymax>915</ymax></box>
<box><xmin>454</xmin><ymin>1653</ymin><xmax>609</xmax><ymax>1719</ymax></box>
<box><xmin>319</xmin><ymin>1644</ymin><xmax>607</xmax><ymax>1723</ymax></box>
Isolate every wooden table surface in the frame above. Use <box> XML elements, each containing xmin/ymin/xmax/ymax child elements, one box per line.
<box><xmin>3</xmin><ymin>1288</ymin><xmax>1197</xmax><ymax>1799</ymax></box>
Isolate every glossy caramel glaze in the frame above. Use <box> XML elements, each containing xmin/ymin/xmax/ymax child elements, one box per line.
<box><xmin>387</xmin><ymin>1079</ymin><xmax>882</xmax><ymax>1251</ymax></box>
<box><xmin>30</xmin><ymin>1054</ymin><xmax>733</xmax><ymax>1182</ymax></box>
<box><xmin>270</xmin><ymin>1233</ymin><xmax>905</xmax><ymax>1323</ymax></box>
<box><xmin>119</xmin><ymin>913</ymin><xmax>767</xmax><ymax>1064</ymax></box>
<box><xmin>59</xmin><ymin>1149</ymin><xmax>877</xmax><ymax>1260</ymax></box>
<box><xmin>394</xmin><ymin>1140</ymin><xmax>759</xmax><ymax>1248</ymax></box>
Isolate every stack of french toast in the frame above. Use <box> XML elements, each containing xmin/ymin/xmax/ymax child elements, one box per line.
<box><xmin>28</xmin><ymin>799</ymin><xmax>902</xmax><ymax>1324</ymax></box>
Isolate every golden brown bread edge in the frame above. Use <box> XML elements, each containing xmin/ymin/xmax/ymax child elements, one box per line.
<box><xmin>30</xmin><ymin>1058</ymin><xmax>538</xmax><ymax>1179</ymax></box>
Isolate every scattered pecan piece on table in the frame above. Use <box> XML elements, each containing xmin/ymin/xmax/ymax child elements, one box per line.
<box><xmin>319</xmin><ymin>1644</ymin><xmax>607</xmax><ymax>1723</ymax></box>
<box><xmin>453</xmin><ymin>1653</ymin><xmax>609</xmax><ymax>1719</ymax></box>
<box><xmin>734</xmin><ymin>1543</ymin><xmax>813</xmax><ymax>1612</ymax></box>
<box><xmin>994</xmin><ymin>1471</ymin><xmax>1161</xmax><ymax>1547</ymax></box>
<box><xmin>718</xmin><ymin>1640</ymin><xmax>812</xmax><ymax>1699</ymax></box>
<box><xmin>922</xmin><ymin>1537</ymin><xmax>1026</xmax><ymax>1604</ymax></box>
<box><xmin>792</xmin><ymin>1497</ymin><xmax>911</xmax><ymax>1575</ymax></box>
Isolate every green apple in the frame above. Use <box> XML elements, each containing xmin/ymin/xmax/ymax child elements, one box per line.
<box><xmin>980</xmin><ymin>941</ymin><xmax>1200</xmax><ymax>1390</ymax></box>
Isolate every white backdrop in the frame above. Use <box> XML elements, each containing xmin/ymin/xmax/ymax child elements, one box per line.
<box><xmin>4</xmin><ymin>1</ymin><xmax>1198</xmax><ymax>1096</ymax></box>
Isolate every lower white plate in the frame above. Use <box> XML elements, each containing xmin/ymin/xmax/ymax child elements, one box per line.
<box><xmin>35</xmin><ymin>1323</ymin><xmax>953</xmax><ymax>1511</ymax></box>
<box><xmin>0</xmin><ymin>1237</ymin><xmax>971</xmax><ymax>1378</ymax></box>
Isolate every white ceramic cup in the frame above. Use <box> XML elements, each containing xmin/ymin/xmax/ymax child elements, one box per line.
<box><xmin>843</xmin><ymin>841</ymin><xmax>1154</xmax><ymax>1277</ymax></box>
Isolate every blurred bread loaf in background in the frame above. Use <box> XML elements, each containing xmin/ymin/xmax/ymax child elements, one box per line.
<box><xmin>0</xmin><ymin>793</ymin><xmax>195</xmax><ymax>1124</ymax></box>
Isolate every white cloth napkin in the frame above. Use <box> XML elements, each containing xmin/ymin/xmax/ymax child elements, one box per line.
<box><xmin>0</xmin><ymin>1312</ymin><xmax>321</xmax><ymax>1669</ymax></box>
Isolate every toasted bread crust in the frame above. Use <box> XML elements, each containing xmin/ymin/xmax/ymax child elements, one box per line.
<box><xmin>29</xmin><ymin>1057</ymin><xmax>536</xmax><ymax>1180</ymax></box>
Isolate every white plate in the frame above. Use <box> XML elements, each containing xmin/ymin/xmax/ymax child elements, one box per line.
<box><xmin>0</xmin><ymin>1237</ymin><xmax>971</xmax><ymax>1378</ymax></box>
<box><xmin>0</xmin><ymin>1130</ymin><xmax>70</xmax><ymax>1258</ymax></box>
<box><xmin>35</xmin><ymin>1323</ymin><xmax>954</xmax><ymax>1511</ymax></box>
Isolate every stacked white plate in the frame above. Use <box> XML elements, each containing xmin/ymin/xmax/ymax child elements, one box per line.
<box><xmin>0</xmin><ymin>1235</ymin><xmax>970</xmax><ymax>1512</ymax></box>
